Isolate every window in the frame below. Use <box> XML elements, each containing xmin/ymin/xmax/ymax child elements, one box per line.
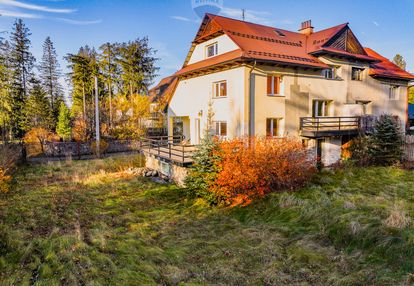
<box><xmin>323</xmin><ymin>67</ymin><xmax>336</xmax><ymax>79</ymax></box>
<box><xmin>389</xmin><ymin>85</ymin><xmax>399</xmax><ymax>100</ymax></box>
<box><xmin>274</xmin><ymin>30</ymin><xmax>285</xmax><ymax>37</ymax></box>
<box><xmin>313</xmin><ymin>100</ymin><xmax>331</xmax><ymax>117</ymax></box>
<box><xmin>266</xmin><ymin>118</ymin><xmax>280</xmax><ymax>137</ymax></box>
<box><xmin>213</xmin><ymin>81</ymin><xmax>227</xmax><ymax>98</ymax></box>
<box><xmin>267</xmin><ymin>75</ymin><xmax>281</xmax><ymax>95</ymax></box>
<box><xmin>206</xmin><ymin>42</ymin><xmax>218</xmax><ymax>58</ymax></box>
<box><xmin>214</xmin><ymin>121</ymin><xmax>227</xmax><ymax>137</ymax></box>
<box><xmin>351</xmin><ymin>67</ymin><xmax>364</xmax><ymax>81</ymax></box>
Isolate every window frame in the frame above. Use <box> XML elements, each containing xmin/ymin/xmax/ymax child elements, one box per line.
<box><xmin>266</xmin><ymin>118</ymin><xmax>281</xmax><ymax>137</ymax></box>
<box><xmin>214</xmin><ymin>121</ymin><xmax>227</xmax><ymax>137</ymax></box>
<box><xmin>351</xmin><ymin>67</ymin><xmax>364</xmax><ymax>81</ymax></box>
<box><xmin>267</xmin><ymin>75</ymin><xmax>283</xmax><ymax>96</ymax></box>
<box><xmin>212</xmin><ymin>80</ymin><xmax>227</xmax><ymax>98</ymax></box>
<box><xmin>389</xmin><ymin>85</ymin><xmax>399</xmax><ymax>100</ymax></box>
<box><xmin>205</xmin><ymin>42</ymin><xmax>218</xmax><ymax>58</ymax></box>
<box><xmin>312</xmin><ymin>100</ymin><xmax>331</xmax><ymax>117</ymax></box>
<box><xmin>323</xmin><ymin>67</ymin><xmax>337</xmax><ymax>80</ymax></box>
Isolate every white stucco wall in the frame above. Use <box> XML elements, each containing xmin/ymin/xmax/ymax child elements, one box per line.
<box><xmin>187</xmin><ymin>34</ymin><xmax>240</xmax><ymax>65</ymax></box>
<box><xmin>168</xmin><ymin>67</ymin><xmax>247</xmax><ymax>144</ymax></box>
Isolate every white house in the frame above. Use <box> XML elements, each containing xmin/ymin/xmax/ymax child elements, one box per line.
<box><xmin>162</xmin><ymin>14</ymin><xmax>414</xmax><ymax>166</ymax></box>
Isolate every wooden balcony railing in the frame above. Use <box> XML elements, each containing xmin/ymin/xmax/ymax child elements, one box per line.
<box><xmin>300</xmin><ymin>116</ymin><xmax>361</xmax><ymax>131</ymax></box>
<box><xmin>140</xmin><ymin>135</ymin><xmax>196</xmax><ymax>165</ymax></box>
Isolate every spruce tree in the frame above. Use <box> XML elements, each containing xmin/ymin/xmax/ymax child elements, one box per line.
<box><xmin>0</xmin><ymin>41</ymin><xmax>12</xmax><ymax>142</ymax></box>
<box><xmin>99</xmin><ymin>42</ymin><xmax>119</xmax><ymax>128</ymax></box>
<box><xmin>9</xmin><ymin>19</ymin><xmax>35</xmax><ymax>138</ymax></box>
<box><xmin>185</xmin><ymin>101</ymin><xmax>220</xmax><ymax>203</ymax></box>
<box><xmin>368</xmin><ymin>114</ymin><xmax>403</xmax><ymax>165</ymax></box>
<box><xmin>56</xmin><ymin>102</ymin><xmax>71</xmax><ymax>141</ymax></box>
<box><xmin>116</xmin><ymin>38</ymin><xmax>158</xmax><ymax>95</ymax></box>
<box><xmin>22</xmin><ymin>79</ymin><xmax>53</xmax><ymax>132</ymax></box>
<box><xmin>39</xmin><ymin>37</ymin><xmax>63</xmax><ymax>125</ymax></box>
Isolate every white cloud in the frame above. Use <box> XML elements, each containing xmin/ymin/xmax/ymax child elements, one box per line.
<box><xmin>171</xmin><ymin>15</ymin><xmax>191</xmax><ymax>22</ymax></box>
<box><xmin>55</xmin><ymin>18</ymin><xmax>102</xmax><ymax>25</ymax></box>
<box><xmin>373</xmin><ymin>21</ymin><xmax>379</xmax><ymax>27</ymax></box>
<box><xmin>0</xmin><ymin>8</ymin><xmax>42</xmax><ymax>18</ymax></box>
<box><xmin>220</xmin><ymin>7</ymin><xmax>276</xmax><ymax>26</ymax></box>
<box><xmin>0</xmin><ymin>0</ymin><xmax>75</xmax><ymax>13</ymax></box>
<box><xmin>171</xmin><ymin>15</ymin><xmax>200</xmax><ymax>24</ymax></box>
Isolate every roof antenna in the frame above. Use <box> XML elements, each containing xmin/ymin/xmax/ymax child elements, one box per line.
<box><xmin>242</xmin><ymin>9</ymin><xmax>245</xmax><ymax>21</ymax></box>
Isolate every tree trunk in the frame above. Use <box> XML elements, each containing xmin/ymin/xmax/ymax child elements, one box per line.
<box><xmin>82</xmin><ymin>82</ymin><xmax>86</xmax><ymax>121</ymax></box>
<box><xmin>108</xmin><ymin>80</ymin><xmax>113</xmax><ymax>128</ymax></box>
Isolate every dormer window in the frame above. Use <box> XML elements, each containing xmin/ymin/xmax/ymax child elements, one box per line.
<box><xmin>274</xmin><ymin>30</ymin><xmax>286</xmax><ymax>37</ymax></box>
<box><xmin>351</xmin><ymin>67</ymin><xmax>364</xmax><ymax>81</ymax></box>
<box><xmin>206</xmin><ymin>42</ymin><xmax>218</xmax><ymax>58</ymax></box>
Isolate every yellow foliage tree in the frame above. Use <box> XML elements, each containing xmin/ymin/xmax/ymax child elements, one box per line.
<box><xmin>111</xmin><ymin>94</ymin><xmax>150</xmax><ymax>139</ymax></box>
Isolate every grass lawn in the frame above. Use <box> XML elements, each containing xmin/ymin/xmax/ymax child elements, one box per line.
<box><xmin>1</xmin><ymin>155</ymin><xmax>414</xmax><ymax>285</ymax></box>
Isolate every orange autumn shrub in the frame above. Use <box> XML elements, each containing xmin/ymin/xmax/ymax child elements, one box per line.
<box><xmin>210</xmin><ymin>137</ymin><xmax>316</xmax><ymax>206</ymax></box>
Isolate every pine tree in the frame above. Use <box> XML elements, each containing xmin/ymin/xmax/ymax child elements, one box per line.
<box><xmin>56</xmin><ymin>102</ymin><xmax>71</xmax><ymax>141</ymax></box>
<box><xmin>0</xmin><ymin>41</ymin><xmax>12</xmax><ymax>142</ymax></box>
<box><xmin>9</xmin><ymin>19</ymin><xmax>35</xmax><ymax>138</ymax></box>
<box><xmin>22</xmin><ymin>79</ymin><xmax>53</xmax><ymax>132</ymax></box>
<box><xmin>116</xmin><ymin>38</ymin><xmax>158</xmax><ymax>96</ymax></box>
<box><xmin>99</xmin><ymin>42</ymin><xmax>119</xmax><ymax>128</ymax></box>
<box><xmin>368</xmin><ymin>114</ymin><xmax>403</xmax><ymax>165</ymax></box>
<box><xmin>392</xmin><ymin>54</ymin><xmax>406</xmax><ymax>70</ymax></box>
<box><xmin>39</xmin><ymin>37</ymin><xmax>63</xmax><ymax>125</ymax></box>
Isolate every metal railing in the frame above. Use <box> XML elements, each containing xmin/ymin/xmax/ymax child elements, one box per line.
<box><xmin>300</xmin><ymin>116</ymin><xmax>362</xmax><ymax>132</ymax></box>
<box><xmin>140</xmin><ymin>135</ymin><xmax>196</xmax><ymax>164</ymax></box>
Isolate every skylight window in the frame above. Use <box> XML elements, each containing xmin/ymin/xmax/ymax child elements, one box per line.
<box><xmin>274</xmin><ymin>30</ymin><xmax>286</xmax><ymax>37</ymax></box>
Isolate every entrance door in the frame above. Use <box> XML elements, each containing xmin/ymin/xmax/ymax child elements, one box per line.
<box><xmin>195</xmin><ymin>118</ymin><xmax>201</xmax><ymax>144</ymax></box>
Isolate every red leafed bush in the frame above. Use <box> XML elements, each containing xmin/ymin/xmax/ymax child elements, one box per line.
<box><xmin>210</xmin><ymin>137</ymin><xmax>316</xmax><ymax>206</ymax></box>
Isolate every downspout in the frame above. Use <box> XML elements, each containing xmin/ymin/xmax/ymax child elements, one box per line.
<box><xmin>407</xmin><ymin>85</ymin><xmax>412</xmax><ymax>132</ymax></box>
<box><xmin>248</xmin><ymin>60</ymin><xmax>257</xmax><ymax>137</ymax></box>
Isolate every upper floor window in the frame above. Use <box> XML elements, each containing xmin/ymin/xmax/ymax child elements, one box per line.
<box><xmin>206</xmin><ymin>42</ymin><xmax>218</xmax><ymax>58</ymax></box>
<box><xmin>323</xmin><ymin>67</ymin><xmax>336</xmax><ymax>79</ymax></box>
<box><xmin>214</xmin><ymin>121</ymin><xmax>227</xmax><ymax>137</ymax></box>
<box><xmin>267</xmin><ymin>75</ymin><xmax>281</xmax><ymax>96</ymax></box>
<box><xmin>213</xmin><ymin>80</ymin><xmax>227</xmax><ymax>98</ymax></box>
<box><xmin>266</xmin><ymin>118</ymin><xmax>281</xmax><ymax>137</ymax></box>
<box><xmin>389</xmin><ymin>85</ymin><xmax>399</xmax><ymax>100</ymax></box>
<box><xmin>313</xmin><ymin>100</ymin><xmax>331</xmax><ymax>117</ymax></box>
<box><xmin>351</xmin><ymin>67</ymin><xmax>364</xmax><ymax>81</ymax></box>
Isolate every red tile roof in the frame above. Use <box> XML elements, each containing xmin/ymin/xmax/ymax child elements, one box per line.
<box><xmin>175</xmin><ymin>14</ymin><xmax>414</xmax><ymax>81</ymax></box>
<box><xmin>365</xmin><ymin>48</ymin><xmax>414</xmax><ymax>80</ymax></box>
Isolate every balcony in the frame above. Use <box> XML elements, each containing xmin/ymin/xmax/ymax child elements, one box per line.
<box><xmin>300</xmin><ymin>116</ymin><xmax>370</xmax><ymax>138</ymax></box>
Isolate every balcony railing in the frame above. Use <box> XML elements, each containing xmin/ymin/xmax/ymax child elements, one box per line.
<box><xmin>140</xmin><ymin>135</ymin><xmax>196</xmax><ymax>165</ymax></box>
<box><xmin>300</xmin><ymin>116</ymin><xmax>366</xmax><ymax>137</ymax></box>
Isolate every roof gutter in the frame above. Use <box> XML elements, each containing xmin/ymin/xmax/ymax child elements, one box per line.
<box><xmin>248</xmin><ymin>60</ymin><xmax>257</xmax><ymax>137</ymax></box>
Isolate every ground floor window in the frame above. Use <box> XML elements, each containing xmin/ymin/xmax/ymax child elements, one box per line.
<box><xmin>214</xmin><ymin>121</ymin><xmax>227</xmax><ymax>137</ymax></box>
<box><xmin>312</xmin><ymin>100</ymin><xmax>331</xmax><ymax>117</ymax></box>
<box><xmin>389</xmin><ymin>85</ymin><xmax>399</xmax><ymax>100</ymax></box>
<box><xmin>266</xmin><ymin>118</ymin><xmax>281</xmax><ymax>137</ymax></box>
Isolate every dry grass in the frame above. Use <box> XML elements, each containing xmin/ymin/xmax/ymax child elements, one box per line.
<box><xmin>1</xmin><ymin>158</ymin><xmax>414</xmax><ymax>285</ymax></box>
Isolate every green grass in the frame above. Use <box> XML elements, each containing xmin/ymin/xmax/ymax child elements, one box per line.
<box><xmin>1</xmin><ymin>156</ymin><xmax>414</xmax><ymax>285</ymax></box>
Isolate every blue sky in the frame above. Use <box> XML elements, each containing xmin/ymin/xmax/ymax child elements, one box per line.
<box><xmin>0</xmin><ymin>0</ymin><xmax>413</xmax><ymax>98</ymax></box>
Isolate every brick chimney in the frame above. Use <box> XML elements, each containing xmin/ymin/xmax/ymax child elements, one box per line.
<box><xmin>298</xmin><ymin>20</ymin><xmax>313</xmax><ymax>35</ymax></box>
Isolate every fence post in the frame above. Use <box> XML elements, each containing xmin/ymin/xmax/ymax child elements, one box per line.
<box><xmin>169</xmin><ymin>143</ymin><xmax>171</xmax><ymax>159</ymax></box>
